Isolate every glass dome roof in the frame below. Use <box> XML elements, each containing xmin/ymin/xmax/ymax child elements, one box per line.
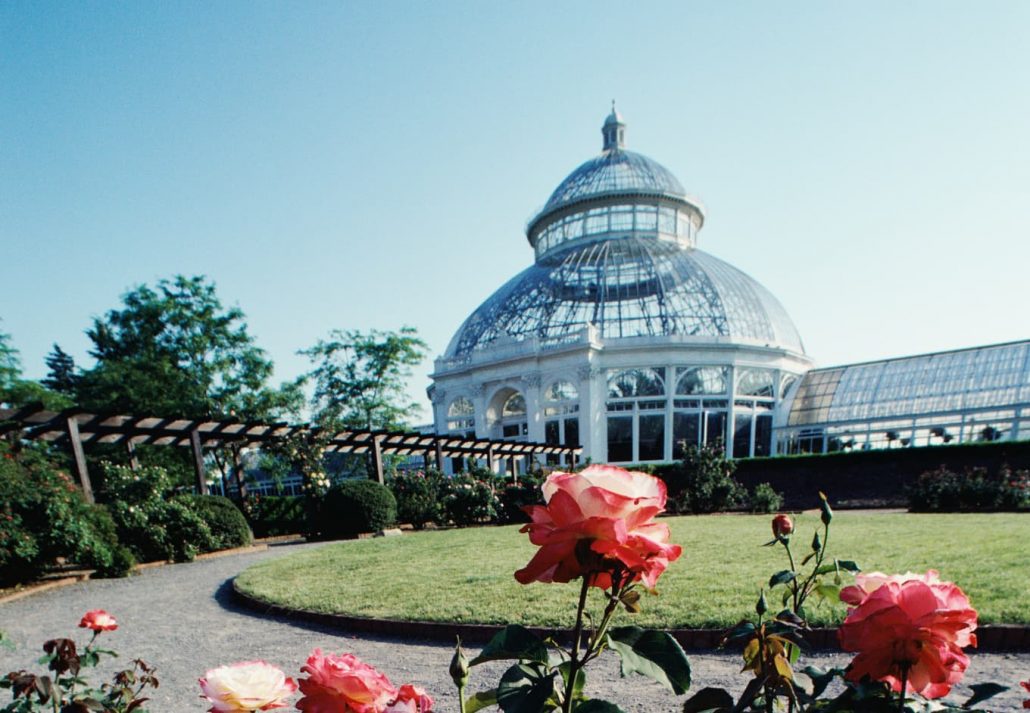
<box><xmin>444</xmin><ymin>237</ymin><xmax>805</xmax><ymax>358</ymax></box>
<box><xmin>540</xmin><ymin>150</ymin><xmax>687</xmax><ymax>216</ymax></box>
<box><xmin>443</xmin><ymin>111</ymin><xmax>806</xmax><ymax>361</ymax></box>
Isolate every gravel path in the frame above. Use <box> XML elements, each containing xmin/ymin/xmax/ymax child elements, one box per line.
<box><xmin>1</xmin><ymin>542</ymin><xmax>1026</xmax><ymax>712</ymax></box>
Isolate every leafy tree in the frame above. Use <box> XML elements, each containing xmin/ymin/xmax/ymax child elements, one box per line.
<box><xmin>75</xmin><ymin>275</ymin><xmax>301</xmax><ymax>421</ymax></box>
<box><xmin>301</xmin><ymin>327</ymin><xmax>428</xmax><ymax>430</ymax></box>
<box><xmin>42</xmin><ymin>343</ymin><xmax>78</xmax><ymax>394</ymax></box>
<box><xmin>0</xmin><ymin>324</ymin><xmax>72</xmax><ymax>410</ymax></box>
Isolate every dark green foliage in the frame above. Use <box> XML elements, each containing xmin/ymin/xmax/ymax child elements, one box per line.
<box><xmin>100</xmin><ymin>462</ymin><xmax>215</xmax><ymax>563</ymax></box>
<box><xmin>0</xmin><ymin>443</ymin><xmax>121</xmax><ymax>585</ymax></box>
<box><xmin>174</xmin><ymin>494</ymin><xmax>252</xmax><ymax>550</ymax></box>
<box><xmin>441</xmin><ymin>471</ymin><xmax>499</xmax><ymax>526</ymax></box>
<box><xmin>41</xmin><ymin>344</ymin><xmax>78</xmax><ymax>394</ymax></box>
<box><xmin>748</xmin><ymin>482</ymin><xmax>784</xmax><ymax>513</ymax></box>
<box><xmin>245</xmin><ymin>495</ymin><xmax>306</xmax><ymax>537</ymax></box>
<box><xmin>496</xmin><ymin>474</ymin><xmax>545</xmax><ymax>525</ymax></box>
<box><xmin>907</xmin><ymin>464</ymin><xmax>1030</xmax><ymax>512</ymax></box>
<box><xmin>389</xmin><ymin>470</ymin><xmax>445</xmax><ymax>528</ymax></box>
<box><xmin>658</xmin><ymin>443</ymin><xmax>745</xmax><ymax>514</ymax></box>
<box><xmin>316</xmin><ymin>479</ymin><xmax>397</xmax><ymax>538</ymax></box>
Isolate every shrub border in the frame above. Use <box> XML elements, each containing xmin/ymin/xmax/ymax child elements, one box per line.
<box><xmin>230</xmin><ymin>579</ymin><xmax>1030</xmax><ymax>652</ymax></box>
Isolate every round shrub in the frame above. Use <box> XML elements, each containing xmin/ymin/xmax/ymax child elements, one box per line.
<box><xmin>174</xmin><ymin>494</ymin><xmax>252</xmax><ymax>550</ymax></box>
<box><xmin>749</xmin><ymin>482</ymin><xmax>784</xmax><ymax>513</ymax></box>
<box><xmin>316</xmin><ymin>479</ymin><xmax>397</xmax><ymax>539</ymax></box>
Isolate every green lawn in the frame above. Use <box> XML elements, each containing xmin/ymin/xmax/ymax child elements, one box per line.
<box><xmin>235</xmin><ymin>512</ymin><xmax>1030</xmax><ymax>629</ymax></box>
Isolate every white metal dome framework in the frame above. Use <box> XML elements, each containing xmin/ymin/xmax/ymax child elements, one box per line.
<box><xmin>432</xmin><ymin>110</ymin><xmax>813</xmax><ymax>466</ymax></box>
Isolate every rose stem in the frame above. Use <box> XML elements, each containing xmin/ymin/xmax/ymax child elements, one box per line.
<box><xmin>563</xmin><ymin>577</ymin><xmax>592</xmax><ymax>713</ymax></box>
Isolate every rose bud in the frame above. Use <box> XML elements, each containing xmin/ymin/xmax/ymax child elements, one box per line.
<box><xmin>771</xmin><ymin>514</ymin><xmax>794</xmax><ymax>539</ymax></box>
<box><xmin>449</xmin><ymin>637</ymin><xmax>469</xmax><ymax>690</ymax></box>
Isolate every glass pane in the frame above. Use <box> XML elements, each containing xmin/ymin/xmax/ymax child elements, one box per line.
<box><xmin>733</xmin><ymin>413</ymin><xmax>752</xmax><ymax>458</ymax></box>
<box><xmin>754</xmin><ymin>414</ymin><xmax>773</xmax><ymax>457</ymax></box>
<box><xmin>607</xmin><ymin>416</ymin><xmax>633</xmax><ymax>462</ymax></box>
<box><xmin>737</xmin><ymin>368</ymin><xmax>776</xmax><ymax>398</ymax></box>
<box><xmin>705</xmin><ymin>412</ymin><xmax>727</xmax><ymax>447</ymax></box>
<box><xmin>639</xmin><ymin>414</ymin><xmax>665</xmax><ymax>461</ymax></box>
<box><xmin>564</xmin><ymin>417</ymin><xmax>580</xmax><ymax>447</ymax></box>
<box><xmin>545</xmin><ymin>380</ymin><xmax>579</xmax><ymax>401</ymax></box>
<box><xmin>545</xmin><ymin>420</ymin><xmax>559</xmax><ymax>445</ymax></box>
<box><xmin>502</xmin><ymin>393</ymin><xmax>526</xmax><ymax>416</ymax></box>
<box><xmin>673</xmin><ymin>412</ymin><xmax>700</xmax><ymax>459</ymax></box>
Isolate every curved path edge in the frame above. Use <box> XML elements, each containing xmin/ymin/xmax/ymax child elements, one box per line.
<box><xmin>230</xmin><ymin>579</ymin><xmax>1030</xmax><ymax>652</ymax></box>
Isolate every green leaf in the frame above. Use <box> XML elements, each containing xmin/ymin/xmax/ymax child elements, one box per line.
<box><xmin>963</xmin><ymin>682</ymin><xmax>1008</xmax><ymax>708</ymax></box>
<box><xmin>768</xmin><ymin>570</ymin><xmax>796</xmax><ymax>588</ymax></box>
<box><xmin>606</xmin><ymin>627</ymin><xmax>691</xmax><ymax>695</ymax></box>
<box><xmin>836</xmin><ymin>560</ymin><xmax>861</xmax><ymax>573</ymax></box>
<box><xmin>815</xmin><ymin>583</ymin><xmax>841</xmax><ymax>602</ymax></box>
<box><xmin>721</xmin><ymin>620</ymin><xmax>755</xmax><ymax>645</ymax></box>
<box><xmin>471</xmin><ymin>625</ymin><xmax>549</xmax><ymax>666</ymax></box>
<box><xmin>573</xmin><ymin>700</ymin><xmax>625</xmax><ymax>712</ymax></box>
<box><xmin>681</xmin><ymin>687</ymin><xmax>734</xmax><ymax>713</ymax></box>
<box><xmin>465</xmin><ymin>689</ymin><xmax>498</xmax><ymax>713</ymax></box>
<box><xmin>496</xmin><ymin>663</ymin><xmax>556</xmax><ymax>713</ymax></box>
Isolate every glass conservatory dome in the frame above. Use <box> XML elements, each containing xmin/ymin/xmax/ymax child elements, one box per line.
<box><xmin>444</xmin><ymin>110</ymin><xmax>806</xmax><ymax>360</ymax></box>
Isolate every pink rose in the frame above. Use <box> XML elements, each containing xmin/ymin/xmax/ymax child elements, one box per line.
<box><xmin>771</xmin><ymin>514</ymin><xmax>793</xmax><ymax>538</ymax></box>
<box><xmin>78</xmin><ymin>609</ymin><xmax>118</xmax><ymax>632</ymax></box>
<box><xmin>297</xmin><ymin>650</ymin><xmax>397</xmax><ymax>713</ymax></box>
<box><xmin>199</xmin><ymin>661</ymin><xmax>297</xmax><ymax>712</ymax></box>
<box><xmin>838</xmin><ymin>570</ymin><xmax>978</xmax><ymax>698</ymax></box>
<box><xmin>385</xmin><ymin>684</ymin><xmax>434</xmax><ymax>712</ymax></box>
<box><xmin>514</xmin><ymin>465</ymin><xmax>682</xmax><ymax>590</ymax></box>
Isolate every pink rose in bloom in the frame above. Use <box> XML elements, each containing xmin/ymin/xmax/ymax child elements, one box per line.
<box><xmin>78</xmin><ymin>609</ymin><xmax>118</xmax><ymax>632</ymax></box>
<box><xmin>384</xmin><ymin>684</ymin><xmax>434</xmax><ymax>712</ymax></box>
<box><xmin>514</xmin><ymin>465</ymin><xmax>682</xmax><ymax>590</ymax></box>
<box><xmin>199</xmin><ymin>661</ymin><xmax>297</xmax><ymax>712</ymax></box>
<box><xmin>771</xmin><ymin>514</ymin><xmax>793</xmax><ymax>538</ymax></box>
<box><xmin>838</xmin><ymin>570</ymin><xmax>977</xmax><ymax>698</ymax></box>
<box><xmin>296</xmin><ymin>650</ymin><xmax>397</xmax><ymax>713</ymax></box>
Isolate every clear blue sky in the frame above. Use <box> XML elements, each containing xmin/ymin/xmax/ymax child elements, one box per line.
<box><xmin>2</xmin><ymin>2</ymin><xmax>1028</xmax><ymax>423</ymax></box>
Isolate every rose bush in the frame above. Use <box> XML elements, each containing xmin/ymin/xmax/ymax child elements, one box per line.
<box><xmin>296</xmin><ymin>650</ymin><xmax>432</xmax><ymax>712</ymax></box>
<box><xmin>837</xmin><ymin>570</ymin><xmax>978</xmax><ymax>699</ymax></box>
<box><xmin>514</xmin><ymin>465</ymin><xmax>682</xmax><ymax>591</ymax></box>
<box><xmin>199</xmin><ymin>661</ymin><xmax>297</xmax><ymax>712</ymax></box>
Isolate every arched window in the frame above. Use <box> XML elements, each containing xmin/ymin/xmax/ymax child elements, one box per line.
<box><xmin>676</xmin><ymin>366</ymin><xmax>729</xmax><ymax>395</ymax></box>
<box><xmin>672</xmin><ymin>366</ymin><xmax>730</xmax><ymax>459</ymax></box>
<box><xmin>733</xmin><ymin>368</ymin><xmax>777</xmax><ymax>458</ymax></box>
<box><xmin>606</xmin><ymin>367</ymin><xmax>666</xmax><ymax>462</ymax></box>
<box><xmin>607</xmin><ymin>368</ymin><xmax>665</xmax><ymax>399</ymax></box>
<box><xmin>446</xmin><ymin>397</ymin><xmax>475</xmax><ymax>434</ymax></box>
<box><xmin>502</xmin><ymin>393</ymin><xmax>526</xmax><ymax>417</ymax></box>
<box><xmin>544</xmin><ymin>380</ymin><xmax>580</xmax><ymax>462</ymax></box>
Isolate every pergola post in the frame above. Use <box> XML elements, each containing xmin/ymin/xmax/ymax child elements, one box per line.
<box><xmin>371</xmin><ymin>435</ymin><xmax>385</xmax><ymax>484</ymax></box>
<box><xmin>65</xmin><ymin>416</ymin><xmax>94</xmax><ymax>504</ymax></box>
<box><xmin>125</xmin><ymin>440</ymin><xmax>140</xmax><ymax>471</ymax></box>
<box><xmin>190</xmin><ymin>429</ymin><xmax>208</xmax><ymax>495</ymax></box>
<box><xmin>487</xmin><ymin>444</ymin><xmax>496</xmax><ymax>474</ymax></box>
<box><xmin>434</xmin><ymin>440</ymin><xmax>444</xmax><ymax>471</ymax></box>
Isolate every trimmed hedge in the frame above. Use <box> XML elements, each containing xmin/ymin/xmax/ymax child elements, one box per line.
<box><xmin>907</xmin><ymin>465</ymin><xmax>1029</xmax><ymax>512</ymax></box>
<box><xmin>315</xmin><ymin>479</ymin><xmax>397</xmax><ymax>539</ymax></box>
<box><xmin>174</xmin><ymin>494</ymin><xmax>253</xmax><ymax>550</ymax></box>
<box><xmin>246</xmin><ymin>495</ymin><xmax>306</xmax><ymax>538</ymax></box>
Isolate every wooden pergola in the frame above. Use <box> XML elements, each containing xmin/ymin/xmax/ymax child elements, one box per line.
<box><xmin>0</xmin><ymin>404</ymin><xmax>581</xmax><ymax>504</ymax></box>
